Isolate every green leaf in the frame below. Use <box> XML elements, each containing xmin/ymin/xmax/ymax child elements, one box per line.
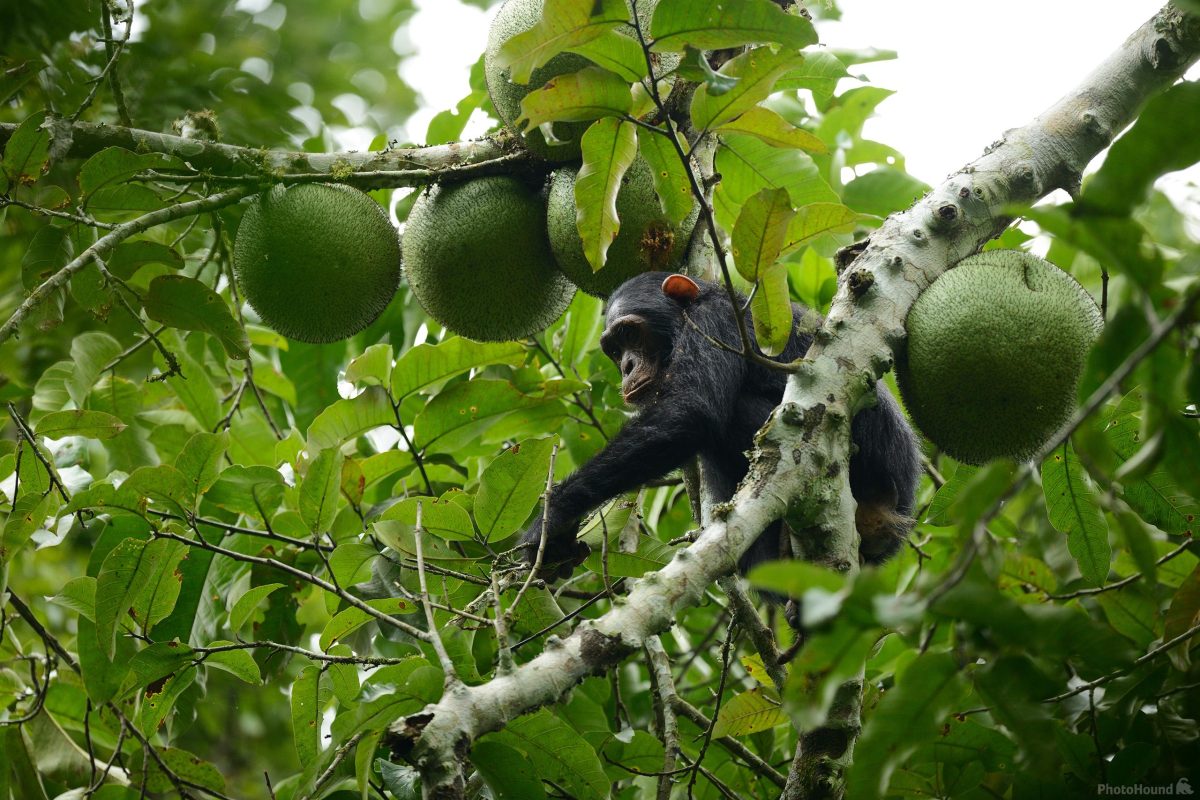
<box><xmin>1083</xmin><ymin>82</ymin><xmax>1200</xmax><ymax>213</ymax></box>
<box><xmin>34</xmin><ymin>409</ymin><xmax>126</xmax><ymax>440</ymax></box>
<box><xmin>343</xmin><ymin>343</ymin><xmax>394</xmax><ymax>388</ymax></box>
<box><xmin>204</xmin><ymin>642</ymin><xmax>262</xmax><ymax>684</ymax></box>
<box><xmin>135</xmin><ymin>747</ymin><xmax>226</xmax><ymax>795</ymax></box>
<box><xmin>204</xmin><ymin>465</ymin><xmax>286</xmax><ymax>519</ymax></box>
<box><xmin>749</xmin><ymin>263</ymin><xmax>792</xmax><ymax>356</ymax></box>
<box><xmin>66</xmin><ymin>332</ymin><xmax>123</xmax><ymax>407</ymax></box>
<box><xmin>712</xmin><ymin>688</ymin><xmax>788</xmax><ymax>737</ymax></box>
<box><xmin>106</xmin><ymin>240</ymin><xmax>185</xmax><ymax>279</ymax></box>
<box><xmin>122</xmin><ymin>464</ymin><xmax>193</xmax><ymax>517</ymax></box>
<box><xmin>95</xmin><ymin>537</ymin><xmax>178</xmax><ymax>658</ymax></box>
<box><xmin>650</xmin><ymin>0</ymin><xmax>817</xmax><ymax>52</ymax></box>
<box><xmin>307</xmin><ymin>385</ymin><xmax>395</xmax><ymax>451</ymax></box>
<box><xmin>174</xmin><ymin>431</ymin><xmax>229</xmax><ymax>506</ymax></box>
<box><xmin>517</xmin><ymin>66</ymin><xmax>633</xmax><ymax>131</ymax></box>
<box><xmin>319</xmin><ymin>598</ymin><xmax>416</xmax><ymax>651</ymax></box>
<box><xmin>139</xmin><ymin>667</ymin><xmax>197</xmax><ymax>734</ymax></box>
<box><xmin>784</xmin><ymin>625</ymin><xmax>876</xmax><ymax>729</ymax></box>
<box><xmin>1041</xmin><ymin>443</ymin><xmax>1111</xmax><ymax>586</ymax></box>
<box><xmin>79</xmin><ymin>147</ymin><xmax>184</xmax><ymax>201</ymax></box>
<box><xmin>717</xmin><ymin>105</ymin><xmax>826</xmax><ymax>152</ymax></box>
<box><xmin>497</xmin><ymin>0</ymin><xmax>628</xmax><ymax>84</ymax></box>
<box><xmin>391</xmin><ymin>337</ymin><xmax>525</xmax><ymax>400</ymax></box>
<box><xmin>1</xmin><ymin>111</ymin><xmax>49</xmax><ymax>187</ymax></box>
<box><xmin>731</xmin><ymin>187</ymin><xmax>794</xmax><ymax>281</ymax></box>
<box><xmin>329</xmin><ymin>541</ymin><xmax>378</xmax><ymax>585</ymax></box>
<box><xmin>1</xmin><ymin>492</ymin><xmax>57</xmax><ymax>559</ymax></box>
<box><xmin>690</xmin><ymin>47</ymin><xmax>805</xmax><ymax>131</ymax></box>
<box><xmin>488</xmin><ymin>709</ymin><xmax>608</xmax><ymax>800</ymax></box>
<box><xmin>300</xmin><ymin>448</ymin><xmax>344</xmax><ymax>535</ymax></box>
<box><xmin>49</xmin><ymin>576</ymin><xmax>97</xmax><ymax>622</ymax></box>
<box><xmin>291</xmin><ymin>665</ymin><xmax>329</xmax><ymax>764</ymax></box>
<box><xmin>130</xmin><ymin>538</ymin><xmax>188</xmax><ymax>635</ymax></box>
<box><xmin>843</xmin><ymin>167</ymin><xmax>930</xmax><ymax>218</ymax></box>
<box><xmin>676</xmin><ymin>46</ymin><xmax>740</xmax><ymax>94</ymax></box>
<box><xmin>21</xmin><ymin>226</ymin><xmax>73</xmax><ymax>289</ymax></box>
<box><xmin>847</xmin><ymin>652</ymin><xmax>969</xmax><ymax>800</ymax></box>
<box><xmin>567</xmin><ymin>29</ymin><xmax>649</xmax><ymax>82</ymax></box>
<box><xmin>381</xmin><ymin>496</ymin><xmax>476</xmax><ymax>542</ymax></box>
<box><xmin>472</xmin><ymin>741</ymin><xmax>549</xmax><ymax>800</ymax></box>
<box><xmin>780</xmin><ymin>202</ymin><xmax>861</xmax><ymax>254</ymax></box>
<box><xmin>775</xmin><ymin>50</ymin><xmax>849</xmax><ymax>99</ymax></box>
<box><xmin>477</xmin><ymin>437</ymin><xmax>556</xmax><ymax>542</ymax></box>
<box><xmin>414</xmin><ymin>379</ymin><xmax>558</xmax><ymax>452</ymax></box>
<box><xmin>714</xmin><ymin>134</ymin><xmax>838</xmax><ymax>231</ymax></box>
<box><xmin>636</xmin><ymin>126</ymin><xmax>694</xmax><ymax>226</ymax></box>
<box><xmin>1164</xmin><ymin>565</ymin><xmax>1200</xmax><ymax>671</ymax></box>
<box><xmin>77</xmin><ymin>617</ymin><xmax>133</xmax><ymax>704</ymax></box>
<box><xmin>229</xmin><ymin>583</ymin><xmax>285</xmax><ymax>631</ymax></box>
<box><xmin>144</xmin><ymin>275</ymin><xmax>249</xmax><ymax>360</ymax></box>
<box><xmin>574</xmin><ymin>117</ymin><xmax>638</xmax><ymax>272</ymax></box>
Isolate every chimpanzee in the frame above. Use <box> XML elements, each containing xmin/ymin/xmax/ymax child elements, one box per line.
<box><xmin>520</xmin><ymin>272</ymin><xmax>922</xmax><ymax>582</ymax></box>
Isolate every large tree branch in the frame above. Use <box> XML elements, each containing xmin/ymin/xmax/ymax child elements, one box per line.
<box><xmin>396</xmin><ymin>6</ymin><xmax>1199</xmax><ymax>798</ymax></box>
<box><xmin>0</xmin><ymin>119</ymin><xmax>530</xmax><ymax>189</ymax></box>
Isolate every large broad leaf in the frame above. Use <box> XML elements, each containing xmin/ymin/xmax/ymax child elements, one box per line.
<box><xmin>690</xmin><ymin>47</ymin><xmax>805</xmax><ymax>131</ymax></box>
<box><xmin>380</xmin><ymin>496</ymin><xmax>475</xmax><ymax>542</ymax></box>
<box><xmin>318</xmin><ymin>598</ymin><xmax>417</xmax><ymax>651</ymax></box>
<box><xmin>517</xmin><ymin>66</ymin><xmax>633</xmax><ymax>131</ymax></box>
<box><xmin>307</xmin><ymin>385</ymin><xmax>395</xmax><ymax>450</ymax></box>
<box><xmin>96</xmin><ymin>537</ymin><xmax>181</xmax><ymax>658</ymax></box>
<box><xmin>1083</xmin><ymin>82</ymin><xmax>1200</xmax><ymax>214</ymax></box>
<box><xmin>731</xmin><ymin>187</ymin><xmax>794</xmax><ymax>282</ymax></box>
<box><xmin>391</xmin><ymin>338</ymin><xmax>525</xmax><ymax>400</ymax></box>
<box><xmin>847</xmin><ymin>652</ymin><xmax>969</xmax><ymax>799</ymax></box>
<box><xmin>574</xmin><ymin>117</ymin><xmax>638</xmax><ymax>272</ymax></box>
<box><xmin>144</xmin><ymin>275</ymin><xmax>249</xmax><ymax>360</ymax></box>
<box><xmin>300</xmin><ymin>448</ymin><xmax>344</xmax><ymax>535</ymax></box>
<box><xmin>714</xmin><ymin>134</ymin><xmax>838</xmax><ymax>231</ymax></box>
<box><xmin>712</xmin><ymin>688</ymin><xmax>788</xmax><ymax>737</ymax></box>
<box><xmin>291</xmin><ymin>665</ymin><xmax>330</xmax><ymax>765</ymax></box>
<box><xmin>636</xmin><ymin>126</ymin><xmax>695</xmax><ymax>226</ymax></box>
<box><xmin>496</xmin><ymin>0</ymin><xmax>628</xmax><ymax>84</ymax></box>
<box><xmin>34</xmin><ymin>409</ymin><xmax>126</xmax><ymax>440</ymax></box>
<box><xmin>414</xmin><ymin>379</ymin><xmax>561</xmax><ymax>452</ymax></box>
<box><xmin>79</xmin><ymin>147</ymin><xmax>184</xmax><ymax>201</ymax></box>
<box><xmin>1041</xmin><ymin>443</ymin><xmax>1111</xmax><ymax>586</ymax></box>
<box><xmin>568</xmin><ymin>29</ymin><xmax>648</xmax><ymax>82</ymax></box>
<box><xmin>716</xmin><ymin>105</ymin><xmax>826</xmax><ymax>152</ymax></box>
<box><xmin>476</xmin><ymin>437</ymin><xmax>556</xmax><ymax>542</ymax></box>
<box><xmin>749</xmin><ymin>262</ymin><xmax>793</xmax><ymax>357</ymax></box>
<box><xmin>780</xmin><ymin>202</ymin><xmax>861</xmax><ymax>254</ymax></box>
<box><xmin>650</xmin><ymin>0</ymin><xmax>816</xmax><ymax>52</ymax></box>
<box><xmin>65</xmin><ymin>332</ymin><xmax>123</xmax><ymax>408</ymax></box>
<box><xmin>174</xmin><ymin>431</ymin><xmax>229</xmax><ymax>507</ymax></box>
<box><xmin>487</xmin><ymin>709</ymin><xmax>609</xmax><ymax>800</ymax></box>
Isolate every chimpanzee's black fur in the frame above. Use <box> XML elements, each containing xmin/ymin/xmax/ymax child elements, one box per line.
<box><xmin>520</xmin><ymin>272</ymin><xmax>922</xmax><ymax>580</ymax></box>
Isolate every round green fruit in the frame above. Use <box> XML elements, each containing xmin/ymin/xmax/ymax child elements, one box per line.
<box><xmin>547</xmin><ymin>158</ymin><xmax>700</xmax><ymax>296</ymax></box>
<box><xmin>233</xmin><ymin>183</ymin><xmax>401</xmax><ymax>343</ymax></box>
<box><xmin>403</xmin><ymin>175</ymin><xmax>576</xmax><ymax>341</ymax></box>
<box><xmin>896</xmin><ymin>250</ymin><xmax>1103</xmax><ymax>465</ymax></box>
<box><xmin>485</xmin><ymin>0</ymin><xmax>591</xmax><ymax>161</ymax></box>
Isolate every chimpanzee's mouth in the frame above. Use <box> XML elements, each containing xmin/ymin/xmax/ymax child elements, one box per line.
<box><xmin>623</xmin><ymin>379</ymin><xmax>654</xmax><ymax>404</ymax></box>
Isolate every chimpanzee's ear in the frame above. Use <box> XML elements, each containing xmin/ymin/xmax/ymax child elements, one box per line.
<box><xmin>661</xmin><ymin>274</ymin><xmax>700</xmax><ymax>304</ymax></box>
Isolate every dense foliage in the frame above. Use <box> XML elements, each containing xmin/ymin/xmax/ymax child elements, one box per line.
<box><xmin>1</xmin><ymin>1</ymin><xmax>1198</xmax><ymax>798</ymax></box>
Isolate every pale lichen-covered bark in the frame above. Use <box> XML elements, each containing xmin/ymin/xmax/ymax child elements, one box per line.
<box><xmin>385</xmin><ymin>6</ymin><xmax>1200</xmax><ymax>798</ymax></box>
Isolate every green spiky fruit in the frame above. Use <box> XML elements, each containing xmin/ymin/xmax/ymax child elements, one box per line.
<box><xmin>547</xmin><ymin>158</ymin><xmax>700</xmax><ymax>296</ymax></box>
<box><xmin>403</xmin><ymin>176</ymin><xmax>576</xmax><ymax>341</ymax></box>
<box><xmin>896</xmin><ymin>250</ymin><xmax>1103</xmax><ymax>465</ymax></box>
<box><xmin>484</xmin><ymin>0</ymin><xmax>592</xmax><ymax>161</ymax></box>
<box><xmin>484</xmin><ymin>0</ymin><xmax>669</xmax><ymax>162</ymax></box>
<box><xmin>233</xmin><ymin>184</ymin><xmax>401</xmax><ymax>343</ymax></box>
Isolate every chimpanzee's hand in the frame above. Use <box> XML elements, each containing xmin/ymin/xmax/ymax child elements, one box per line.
<box><xmin>519</xmin><ymin>514</ymin><xmax>590</xmax><ymax>580</ymax></box>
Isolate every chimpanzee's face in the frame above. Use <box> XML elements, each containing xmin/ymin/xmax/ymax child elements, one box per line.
<box><xmin>601</xmin><ymin>298</ymin><xmax>667</xmax><ymax>406</ymax></box>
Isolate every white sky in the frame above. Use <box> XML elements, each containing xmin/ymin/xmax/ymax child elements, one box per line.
<box><xmin>399</xmin><ymin>0</ymin><xmax>1198</xmax><ymax>218</ymax></box>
